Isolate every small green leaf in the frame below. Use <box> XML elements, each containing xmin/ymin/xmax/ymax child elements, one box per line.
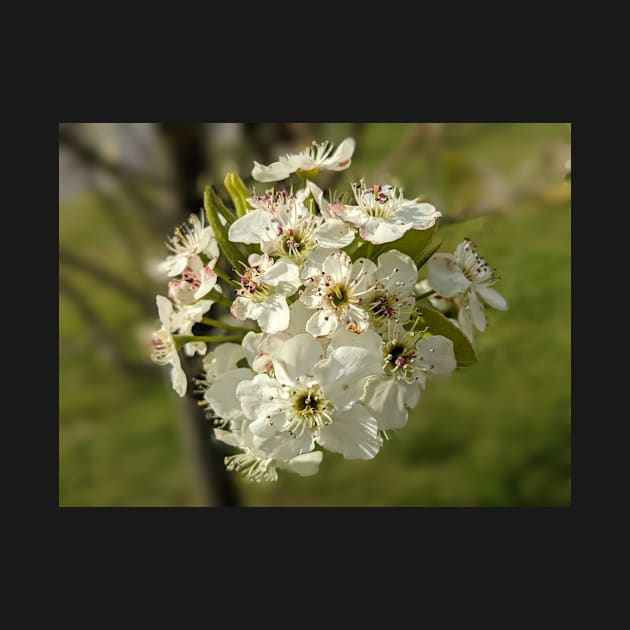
<box><xmin>417</xmin><ymin>304</ymin><xmax>477</xmax><ymax>367</ymax></box>
<box><xmin>203</xmin><ymin>185</ymin><xmax>247</xmax><ymax>271</ymax></box>
<box><xmin>224</xmin><ymin>172</ymin><xmax>253</xmax><ymax>218</ymax></box>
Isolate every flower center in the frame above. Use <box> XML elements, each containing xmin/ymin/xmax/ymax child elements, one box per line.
<box><xmin>237</xmin><ymin>266</ymin><xmax>273</xmax><ymax>303</ymax></box>
<box><xmin>330</xmin><ymin>283</ymin><xmax>350</xmax><ymax>308</ymax></box>
<box><xmin>384</xmin><ymin>340</ymin><xmax>417</xmax><ymax>378</ymax></box>
<box><xmin>369</xmin><ymin>290</ymin><xmax>400</xmax><ymax>320</ymax></box>
<box><xmin>286</xmin><ymin>385</ymin><xmax>333</xmax><ymax>437</ymax></box>
<box><xmin>353</xmin><ymin>183</ymin><xmax>399</xmax><ymax>219</ymax></box>
<box><xmin>279</xmin><ymin>228</ymin><xmax>306</xmax><ymax>258</ymax></box>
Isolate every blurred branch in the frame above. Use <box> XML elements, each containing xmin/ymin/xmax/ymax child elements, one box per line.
<box><xmin>60</xmin><ymin>274</ymin><xmax>156</xmax><ymax>377</ymax></box>
<box><xmin>60</xmin><ymin>126</ymin><xmax>167</xmax><ymax>236</ymax></box>
<box><xmin>84</xmin><ymin>169</ymin><xmax>149</xmax><ymax>273</ymax></box>
<box><xmin>59</xmin><ymin>248</ymin><xmax>154</xmax><ymax>314</ymax></box>
<box><xmin>59</xmin><ymin>125</ymin><xmax>172</xmax><ymax>188</ymax></box>
<box><xmin>179</xmin><ymin>381</ymin><xmax>240</xmax><ymax>507</ymax></box>
<box><xmin>370</xmin><ymin>123</ymin><xmax>441</xmax><ymax>180</ymax></box>
<box><xmin>156</xmin><ymin>123</ymin><xmax>240</xmax><ymax>507</ymax></box>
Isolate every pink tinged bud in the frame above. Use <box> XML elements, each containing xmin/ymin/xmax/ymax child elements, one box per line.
<box><xmin>277</xmin><ymin>226</ymin><xmax>283</xmax><ymax>235</ymax></box>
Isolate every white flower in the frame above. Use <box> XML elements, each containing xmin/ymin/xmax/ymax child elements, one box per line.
<box><xmin>156</xmin><ymin>292</ymin><xmax>213</xmax><ymax>357</ymax></box>
<box><xmin>300</xmin><ymin>250</ymin><xmax>376</xmax><ymax>337</ymax></box>
<box><xmin>330</xmin><ymin>181</ymin><xmax>441</xmax><ymax>244</ymax></box>
<box><xmin>363</xmin><ymin>249</ymin><xmax>418</xmax><ymax>331</ymax></box>
<box><xmin>235</xmin><ymin>334</ymin><xmax>383</xmax><ymax>461</ymax></box>
<box><xmin>230</xmin><ymin>253</ymin><xmax>300</xmax><ymax>334</ymax></box>
<box><xmin>150</xmin><ymin>295</ymin><xmax>187</xmax><ymax>397</ymax></box>
<box><xmin>158</xmin><ymin>212</ymin><xmax>219</xmax><ymax>277</ymax></box>
<box><xmin>215</xmin><ymin>421</ymin><xmax>323</xmax><ymax>483</ymax></box>
<box><xmin>199</xmin><ymin>343</ymin><xmax>255</xmax><ymax>424</ymax></box>
<box><xmin>427</xmin><ymin>238</ymin><xmax>508</xmax><ymax>333</ymax></box>
<box><xmin>167</xmin><ymin>255</ymin><xmax>217</xmax><ymax>305</ymax></box>
<box><xmin>228</xmin><ymin>189</ymin><xmax>354</xmax><ymax>264</ymax></box>
<box><xmin>358</xmin><ymin>324</ymin><xmax>457</xmax><ymax>430</ymax></box>
<box><xmin>251</xmin><ymin>138</ymin><xmax>355</xmax><ymax>182</ymax></box>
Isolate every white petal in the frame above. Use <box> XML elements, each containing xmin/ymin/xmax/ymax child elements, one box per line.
<box><xmin>283</xmin><ymin>154</ymin><xmax>314</xmax><ymax>171</ymax></box>
<box><xmin>306</xmin><ymin>180</ymin><xmax>330</xmax><ymax>217</ymax></box>
<box><xmin>254</xmin><ymin>295</ymin><xmax>290</xmax><ymax>334</ymax></box>
<box><xmin>249</xmin><ymin>414</ymin><xmax>282</xmax><ymax>438</ymax></box>
<box><xmin>202</xmin><ymin>342</ymin><xmax>246</xmax><ymax>377</ymax></box>
<box><xmin>241</xmin><ymin>331</ymin><xmax>264</xmax><ymax>367</ymax></box>
<box><xmin>313</xmin><ymin>346</ymin><xmax>383</xmax><ymax>409</ymax></box>
<box><xmin>457</xmin><ymin>306</ymin><xmax>475</xmax><ymax>341</ymax></box>
<box><xmin>159</xmin><ymin>254</ymin><xmax>188</xmax><ymax>277</ymax></box>
<box><xmin>205</xmin><ymin>368</ymin><xmax>254</xmax><ymax>420</ymax></box>
<box><xmin>427</xmin><ymin>254</ymin><xmax>471</xmax><ymax>297</ymax></box>
<box><xmin>272</xmin><ymin>334</ymin><xmax>325</xmax><ymax>386</ymax></box>
<box><xmin>213</xmin><ymin>428</ymin><xmax>241</xmax><ymax>448</ymax></box>
<box><xmin>282</xmin><ymin>450</ymin><xmax>323</xmax><ymax>476</ymax></box>
<box><xmin>477</xmin><ymin>286</ymin><xmax>508</xmax><ymax>311</ymax></box>
<box><xmin>253</xmin><ymin>429</ymin><xmax>315</xmax><ymax>461</ymax></box>
<box><xmin>313</xmin><ymin>219</ymin><xmax>356</xmax><ymax>248</ymax></box>
<box><xmin>301</xmin><ymin>247</ymin><xmax>334</xmax><ymax>280</ymax></box>
<box><xmin>156</xmin><ymin>295</ymin><xmax>174</xmax><ymax>329</ymax></box>
<box><xmin>170</xmin><ymin>352</ymin><xmax>187</xmax><ymax>397</ymax></box>
<box><xmin>183</xmin><ymin>341</ymin><xmax>207</xmax><ymax>357</ymax></box>
<box><xmin>317</xmin><ymin>405</ymin><xmax>382</xmax><ymax>460</ymax></box>
<box><xmin>305</xmin><ymin>310</ymin><xmax>338</xmax><ymax>338</ymax></box>
<box><xmin>194</xmin><ymin>265</ymin><xmax>217</xmax><ymax>299</ymax></box>
<box><xmin>416</xmin><ymin>335</ymin><xmax>457</xmax><ymax>378</ymax></box>
<box><xmin>397</xmin><ymin>201</ymin><xmax>441</xmax><ymax>229</ymax></box>
<box><xmin>376</xmin><ymin>250</ymin><xmax>418</xmax><ymax>294</ymax></box>
<box><xmin>236</xmin><ymin>374</ymin><xmax>284</xmax><ymax>421</ymax></box>
<box><xmin>286</xmin><ymin>300</ymin><xmax>312</xmax><ymax>335</ymax></box>
<box><xmin>361</xmin><ymin>375</ymin><xmax>409</xmax><ymax>430</ymax></box>
<box><xmin>322</xmin><ymin>250</ymin><xmax>352</xmax><ymax>282</ymax></box>
<box><xmin>330</xmin><ymin>204</ymin><xmax>369</xmax><ymax>227</ymax></box>
<box><xmin>259</xmin><ymin>257</ymin><xmax>300</xmax><ymax>287</ymax></box>
<box><xmin>230</xmin><ymin>296</ymin><xmax>253</xmax><ymax>321</ymax></box>
<box><xmin>328</xmin><ymin>327</ymin><xmax>382</xmax><ymax>355</ymax></box>
<box><xmin>228</xmin><ymin>209</ymin><xmax>273</xmax><ymax>244</ymax></box>
<box><xmin>320</xmin><ymin>137</ymin><xmax>355</xmax><ymax>170</ymax></box>
<box><xmin>469</xmin><ymin>289</ymin><xmax>486</xmax><ymax>331</ymax></box>
<box><xmin>251</xmin><ymin>160</ymin><xmax>293</xmax><ymax>182</ymax></box>
<box><xmin>343</xmin><ymin>304</ymin><xmax>371</xmax><ymax>334</ymax></box>
<box><xmin>360</xmin><ymin>218</ymin><xmax>411</xmax><ymax>244</ymax></box>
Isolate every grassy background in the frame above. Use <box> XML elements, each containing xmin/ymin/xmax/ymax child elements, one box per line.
<box><xmin>59</xmin><ymin>123</ymin><xmax>571</xmax><ymax>506</ymax></box>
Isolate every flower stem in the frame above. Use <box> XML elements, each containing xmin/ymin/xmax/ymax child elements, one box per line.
<box><xmin>201</xmin><ymin>317</ymin><xmax>254</xmax><ymax>333</ymax></box>
<box><xmin>416</xmin><ymin>289</ymin><xmax>436</xmax><ymax>301</ymax></box>
<box><xmin>214</xmin><ymin>267</ymin><xmax>238</xmax><ymax>286</ymax></box>
<box><xmin>207</xmin><ymin>288</ymin><xmax>232</xmax><ymax>308</ymax></box>
<box><xmin>345</xmin><ymin>237</ymin><xmax>367</xmax><ymax>258</ymax></box>
<box><xmin>174</xmin><ymin>334</ymin><xmax>245</xmax><ymax>349</ymax></box>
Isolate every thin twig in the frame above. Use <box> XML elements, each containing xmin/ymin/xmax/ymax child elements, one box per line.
<box><xmin>60</xmin><ymin>274</ymin><xmax>156</xmax><ymax>377</ymax></box>
<box><xmin>59</xmin><ymin>248</ymin><xmax>154</xmax><ymax>314</ymax></box>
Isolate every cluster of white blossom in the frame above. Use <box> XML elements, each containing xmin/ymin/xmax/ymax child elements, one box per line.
<box><xmin>151</xmin><ymin>138</ymin><xmax>508</xmax><ymax>482</ymax></box>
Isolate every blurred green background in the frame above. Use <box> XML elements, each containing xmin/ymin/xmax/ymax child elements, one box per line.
<box><xmin>59</xmin><ymin>123</ymin><xmax>571</xmax><ymax>506</ymax></box>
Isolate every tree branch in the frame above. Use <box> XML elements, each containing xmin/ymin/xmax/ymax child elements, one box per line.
<box><xmin>59</xmin><ymin>248</ymin><xmax>154</xmax><ymax>314</ymax></box>
<box><xmin>60</xmin><ymin>274</ymin><xmax>156</xmax><ymax>377</ymax></box>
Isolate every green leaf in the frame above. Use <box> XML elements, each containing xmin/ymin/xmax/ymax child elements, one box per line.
<box><xmin>203</xmin><ymin>185</ymin><xmax>247</xmax><ymax>271</ymax></box>
<box><xmin>417</xmin><ymin>304</ymin><xmax>477</xmax><ymax>367</ymax></box>
<box><xmin>415</xmin><ymin>235</ymin><xmax>442</xmax><ymax>270</ymax></box>
<box><xmin>224</xmin><ymin>172</ymin><xmax>253</xmax><ymax>218</ymax></box>
<box><xmin>373</xmin><ymin>224</ymin><xmax>437</xmax><ymax>264</ymax></box>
